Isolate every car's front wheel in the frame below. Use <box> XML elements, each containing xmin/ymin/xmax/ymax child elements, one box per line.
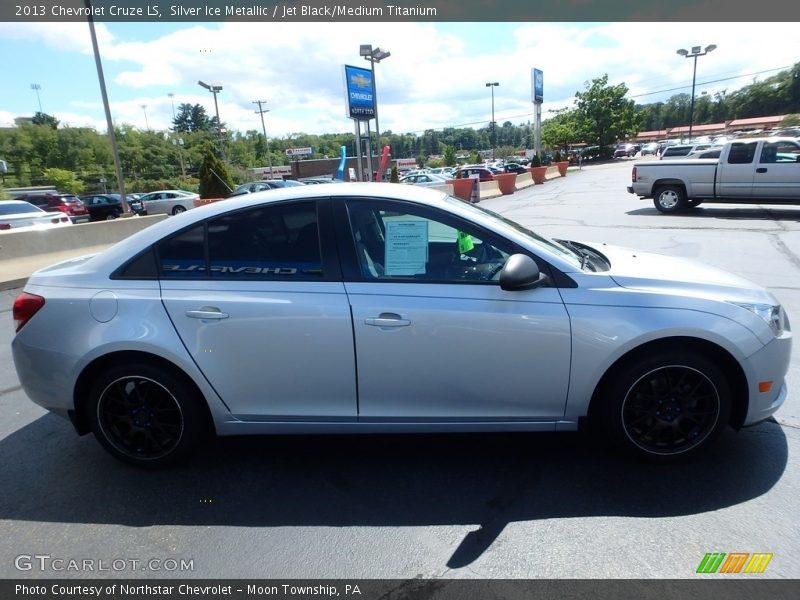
<box><xmin>653</xmin><ymin>185</ymin><xmax>687</xmax><ymax>213</ymax></box>
<box><xmin>598</xmin><ymin>351</ymin><xmax>731</xmax><ymax>460</ymax></box>
<box><xmin>88</xmin><ymin>363</ymin><xmax>208</xmax><ymax>467</ymax></box>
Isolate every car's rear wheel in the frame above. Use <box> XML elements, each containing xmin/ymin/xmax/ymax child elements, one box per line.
<box><xmin>88</xmin><ymin>363</ymin><xmax>207</xmax><ymax>468</ymax></box>
<box><xmin>653</xmin><ymin>185</ymin><xmax>687</xmax><ymax>213</ymax></box>
<box><xmin>598</xmin><ymin>351</ymin><xmax>731</xmax><ymax>460</ymax></box>
<box><xmin>105</xmin><ymin>212</ymin><xmax>118</xmax><ymax>220</ymax></box>
<box><xmin>172</xmin><ymin>205</ymin><xmax>186</xmax><ymax>215</ymax></box>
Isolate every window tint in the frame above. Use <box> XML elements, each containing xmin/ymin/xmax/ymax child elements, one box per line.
<box><xmin>207</xmin><ymin>202</ymin><xmax>322</xmax><ymax>280</ymax></box>
<box><xmin>157</xmin><ymin>224</ymin><xmax>207</xmax><ymax>278</ymax></box>
<box><xmin>347</xmin><ymin>201</ymin><xmax>512</xmax><ymax>283</ymax></box>
<box><xmin>727</xmin><ymin>142</ymin><xmax>757</xmax><ymax>164</ymax></box>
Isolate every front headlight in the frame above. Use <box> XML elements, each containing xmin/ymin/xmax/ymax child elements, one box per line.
<box><xmin>730</xmin><ymin>302</ymin><xmax>787</xmax><ymax>337</ymax></box>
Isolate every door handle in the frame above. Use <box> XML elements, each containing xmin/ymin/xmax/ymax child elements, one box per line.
<box><xmin>756</xmin><ymin>168</ymin><xmax>768</xmax><ymax>173</ymax></box>
<box><xmin>186</xmin><ymin>307</ymin><xmax>229</xmax><ymax>320</ymax></box>
<box><xmin>365</xmin><ymin>313</ymin><xmax>410</xmax><ymax>327</ymax></box>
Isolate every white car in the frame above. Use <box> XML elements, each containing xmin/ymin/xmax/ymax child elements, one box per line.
<box><xmin>138</xmin><ymin>190</ymin><xmax>199</xmax><ymax>216</ymax></box>
<box><xmin>11</xmin><ymin>184</ymin><xmax>790</xmax><ymax>467</ymax></box>
<box><xmin>399</xmin><ymin>173</ymin><xmax>450</xmax><ymax>187</ymax></box>
<box><xmin>0</xmin><ymin>200</ymin><xmax>72</xmax><ymax>233</ymax></box>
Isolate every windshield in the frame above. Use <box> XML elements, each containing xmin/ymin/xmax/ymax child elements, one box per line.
<box><xmin>442</xmin><ymin>195</ymin><xmax>582</xmax><ymax>269</ymax></box>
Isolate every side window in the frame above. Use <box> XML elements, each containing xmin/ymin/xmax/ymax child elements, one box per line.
<box><xmin>207</xmin><ymin>201</ymin><xmax>322</xmax><ymax>280</ymax></box>
<box><xmin>157</xmin><ymin>224</ymin><xmax>207</xmax><ymax>278</ymax></box>
<box><xmin>774</xmin><ymin>141</ymin><xmax>800</xmax><ymax>163</ymax></box>
<box><xmin>759</xmin><ymin>142</ymin><xmax>779</xmax><ymax>164</ymax></box>
<box><xmin>727</xmin><ymin>142</ymin><xmax>757</xmax><ymax>164</ymax></box>
<box><xmin>347</xmin><ymin>201</ymin><xmax>512</xmax><ymax>283</ymax></box>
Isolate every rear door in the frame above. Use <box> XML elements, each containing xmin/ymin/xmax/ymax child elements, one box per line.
<box><xmin>717</xmin><ymin>141</ymin><xmax>758</xmax><ymax>197</ymax></box>
<box><xmin>158</xmin><ymin>198</ymin><xmax>357</xmax><ymax>420</ymax></box>
<box><xmin>752</xmin><ymin>139</ymin><xmax>800</xmax><ymax>199</ymax></box>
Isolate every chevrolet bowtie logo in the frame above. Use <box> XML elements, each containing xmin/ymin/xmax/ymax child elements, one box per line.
<box><xmin>351</xmin><ymin>74</ymin><xmax>370</xmax><ymax>88</ymax></box>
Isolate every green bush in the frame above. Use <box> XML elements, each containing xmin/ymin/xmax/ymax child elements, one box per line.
<box><xmin>531</xmin><ymin>154</ymin><xmax>541</xmax><ymax>168</ymax></box>
<box><xmin>198</xmin><ymin>147</ymin><xmax>235</xmax><ymax>198</ymax></box>
<box><xmin>554</xmin><ymin>150</ymin><xmax>563</xmax><ymax>162</ymax></box>
<box><xmin>390</xmin><ymin>165</ymin><xmax>399</xmax><ymax>183</ymax></box>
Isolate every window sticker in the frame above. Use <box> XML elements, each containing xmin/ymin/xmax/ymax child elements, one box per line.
<box><xmin>384</xmin><ymin>220</ymin><xmax>428</xmax><ymax>276</ymax></box>
<box><xmin>457</xmin><ymin>231</ymin><xmax>474</xmax><ymax>254</ymax></box>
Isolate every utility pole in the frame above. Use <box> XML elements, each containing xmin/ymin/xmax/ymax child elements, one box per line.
<box><xmin>253</xmin><ymin>100</ymin><xmax>274</xmax><ymax>178</ymax></box>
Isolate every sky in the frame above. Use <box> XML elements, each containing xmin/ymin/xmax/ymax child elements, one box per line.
<box><xmin>1</xmin><ymin>21</ymin><xmax>799</xmax><ymax>139</ymax></box>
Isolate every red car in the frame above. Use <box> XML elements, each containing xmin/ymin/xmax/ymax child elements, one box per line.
<box><xmin>15</xmin><ymin>192</ymin><xmax>90</xmax><ymax>223</ymax></box>
<box><xmin>454</xmin><ymin>166</ymin><xmax>495</xmax><ymax>182</ymax></box>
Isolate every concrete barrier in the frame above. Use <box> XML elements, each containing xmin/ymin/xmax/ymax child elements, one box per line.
<box><xmin>0</xmin><ymin>215</ymin><xmax>167</xmax><ymax>290</ymax></box>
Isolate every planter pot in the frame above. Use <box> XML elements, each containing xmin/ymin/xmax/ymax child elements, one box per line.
<box><xmin>447</xmin><ymin>178</ymin><xmax>477</xmax><ymax>202</ymax></box>
<box><xmin>556</xmin><ymin>161</ymin><xmax>570</xmax><ymax>177</ymax></box>
<box><xmin>530</xmin><ymin>166</ymin><xmax>548</xmax><ymax>184</ymax></box>
<box><xmin>494</xmin><ymin>173</ymin><xmax>517</xmax><ymax>195</ymax></box>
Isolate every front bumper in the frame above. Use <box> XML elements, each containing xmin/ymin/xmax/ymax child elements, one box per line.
<box><xmin>742</xmin><ymin>334</ymin><xmax>791</xmax><ymax>426</ymax></box>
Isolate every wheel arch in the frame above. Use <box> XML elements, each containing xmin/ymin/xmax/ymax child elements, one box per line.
<box><xmin>72</xmin><ymin>350</ymin><xmax>215</xmax><ymax>436</ymax></box>
<box><xmin>587</xmin><ymin>336</ymin><xmax>748</xmax><ymax>431</ymax></box>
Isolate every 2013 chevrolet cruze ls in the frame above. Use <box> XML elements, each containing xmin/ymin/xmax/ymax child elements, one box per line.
<box><xmin>11</xmin><ymin>184</ymin><xmax>791</xmax><ymax>467</ymax></box>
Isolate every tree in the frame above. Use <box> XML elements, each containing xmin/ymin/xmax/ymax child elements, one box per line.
<box><xmin>43</xmin><ymin>167</ymin><xmax>84</xmax><ymax>194</ymax></box>
<box><xmin>31</xmin><ymin>112</ymin><xmax>59</xmax><ymax>129</ymax></box>
<box><xmin>173</xmin><ymin>103</ymin><xmax>211</xmax><ymax>133</ymax></box>
<box><xmin>573</xmin><ymin>75</ymin><xmax>640</xmax><ymax>148</ymax></box>
<box><xmin>443</xmin><ymin>145</ymin><xmax>457</xmax><ymax>167</ymax></box>
<box><xmin>198</xmin><ymin>146</ymin><xmax>234</xmax><ymax>198</ymax></box>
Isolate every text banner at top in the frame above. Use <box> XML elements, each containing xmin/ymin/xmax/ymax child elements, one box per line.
<box><xmin>2</xmin><ymin>0</ymin><xmax>798</xmax><ymax>22</ymax></box>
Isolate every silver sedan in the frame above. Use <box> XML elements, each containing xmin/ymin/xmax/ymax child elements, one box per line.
<box><xmin>137</xmin><ymin>189</ymin><xmax>199</xmax><ymax>216</ymax></box>
<box><xmin>11</xmin><ymin>184</ymin><xmax>791</xmax><ymax>467</ymax></box>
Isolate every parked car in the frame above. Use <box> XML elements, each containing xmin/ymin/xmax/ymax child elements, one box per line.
<box><xmin>613</xmin><ymin>143</ymin><xmax>638</xmax><ymax>158</ymax></box>
<box><xmin>502</xmin><ymin>163</ymin><xmax>529</xmax><ymax>174</ymax></box>
<box><xmin>454</xmin><ymin>166</ymin><xmax>495</xmax><ymax>181</ymax></box>
<box><xmin>641</xmin><ymin>143</ymin><xmax>660</xmax><ymax>156</ymax></box>
<box><xmin>80</xmin><ymin>193</ymin><xmax>125</xmax><ymax>221</ymax></box>
<box><xmin>229</xmin><ymin>180</ymin><xmax>306</xmax><ymax>197</ymax></box>
<box><xmin>11</xmin><ymin>183</ymin><xmax>790</xmax><ymax>467</ymax></box>
<box><xmin>629</xmin><ymin>137</ymin><xmax>800</xmax><ymax>212</ymax></box>
<box><xmin>15</xmin><ymin>192</ymin><xmax>90</xmax><ymax>223</ymax></box>
<box><xmin>300</xmin><ymin>177</ymin><xmax>344</xmax><ymax>185</ymax></box>
<box><xmin>399</xmin><ymin>173</ymin><xmax>449</xmax><ymax>187</ymax></box>
<box><xmin>660</xmin><ymin>144</ymin><xmax>715</xmax><ymax>160</ymax></box>
<box><xmin>686</xmin><ymin>148</ymin><xmax>722</xmax><ymax>160</ymax></box>
<box><xmin>0</xmin><ymin>200</ymin><xmax>72</xmax><ymax>232</ymax></box>
<box><xmin>137</xmin><ymin>190</ymin><xmax>199</xmax><ymax>215</ymax></box>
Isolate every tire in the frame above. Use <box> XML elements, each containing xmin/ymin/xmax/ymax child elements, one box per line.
<box><xmin>597</xmin><ymin>351</ymin><xmax>731</xmax><ymax>460</ymax></box>
<box><xmin>653</xmin><ymin>185</ymin><xmax>687</xmax><ymax>213</ymax></box>
<box><xmin>88</xmin><ymin>363</ymin><xmax>208</xmax><ymax>468</ymax></box>
<box><xmin>105</xmin><ymin>212</ymin><xmax>118</xmax><ymax>221</ymax></box>
<box><xmin>172</xmin><ymin>205</ymin><xmax>186</xmax><ymax>215</ymax></box>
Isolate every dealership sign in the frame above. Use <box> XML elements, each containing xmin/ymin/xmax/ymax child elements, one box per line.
<box><xmin>285</xmin><ymin>147</ymin><xmax>313</xmax><ymax>156</ymax></box>
<box><xmin>532</xmin><ymin>68</ymin><xmax>543</xmax><ymax>104</ymax></box>
<box><xmin>343</xmin><ymin>64</ymin><xmax>375</xmax><ymax>120</ymax></box>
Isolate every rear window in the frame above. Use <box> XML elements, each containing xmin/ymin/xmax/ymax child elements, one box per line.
<box><xmin>0</xmin><ymin>202</ymin><xmax>42</xmax><ymax>215</ymax></box>
<box><xmin>60</xmin><ymin>196</ymin><xmax>81</xmax><ymax>204</ymax></box>
<box><xmin>663</xmin><ymin>146</ymin><xmax>692</xmax><ymax>156</ymax></box>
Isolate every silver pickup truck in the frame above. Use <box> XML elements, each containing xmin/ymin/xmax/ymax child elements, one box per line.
<box><xmin>627</xmin><ymin>137</ymin><xmax>800</xmax><ymax>213</ymax></box>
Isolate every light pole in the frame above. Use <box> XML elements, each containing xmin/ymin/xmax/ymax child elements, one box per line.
<box><xmin>360</xmin><ymin>44</ymin><xmax>390</xmax><ymax>180</ymax></box>
<box><xmin>30</xmin><ymin>83</ymin><xmax>43</xmax><ymax>113</ymax></box>
<box><xmin>676</xmin><ymin>44</ymin><xmax>716</xmax><ymax>141</ymax></box>
<box><xmin>141</xmin><ymin>104</ymin><xmax>149</xmax><ymax>130</ymax></box>
<box><xmin>486</xmin><ymin>82</ymin><xmax>499</xmax><ymax>160</ymax></box>
<box><xmin>253</xmin><ymin>100</ymin><xmax>274</xmax><ymax>178</ymax></box>
<box><xmin>198</xmin><ymin>80</ymin><xmax>223</xmax><ymax>139</ymax></box>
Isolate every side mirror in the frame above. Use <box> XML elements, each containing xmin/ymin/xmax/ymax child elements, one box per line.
<box><xmin>500</xmin><ymin>254</ymin><xmax>548</xmax><ymax>291</ymax></box>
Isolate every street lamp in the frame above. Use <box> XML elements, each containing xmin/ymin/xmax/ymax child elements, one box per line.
<box><xmin>486</xmin><ymin>82</ymin><xmax>499</xmax><ymax>160</ymax></box>
<box><xmin>676</xmin><ymin>44</ymin><xmax>716</xmax><ymax>141</ymax></box>
<box><xmin>30</xmin><ymin>83</ymin><xmax>43</xmax><ymax>113</ymax></box>
<box><xmin>198</xmin><ymin>79</ymin><xmax>223</xmax><ymax>138</ymax></box>
<box><xmin>360</xmin><ymin>44</ymin><xmax>391</xmax><ymax>180</ymax></box>
<box><xmin>141</xmin><ymin>104</ymin><xmax>149</xmax><ymax>130</ymax></box>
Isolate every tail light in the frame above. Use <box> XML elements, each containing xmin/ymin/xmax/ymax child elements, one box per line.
<box><xmin>13</xmin><ymin>292</ymin><xmax>45</xmax><ymax>333</ymax></box>
<box><xmin>55</xmin><ymin>205</ymin><xmax>70</xmax><ymax>213</ymax></box>
<box><xmin>631</xmin><ymin>166</ymin><xmax>637</xmax><ymax>182</ymax></box>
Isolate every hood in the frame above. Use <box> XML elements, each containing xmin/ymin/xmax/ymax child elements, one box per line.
<box><xmin>587</xmin><ymin>242</ymin><xmax>774</xmax><ymax>304</ymax></box>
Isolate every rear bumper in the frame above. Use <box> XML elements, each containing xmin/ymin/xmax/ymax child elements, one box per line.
<box><xmin>627</xmin><ymin>186</ymin><xmax>634</xmax><ymax>194</ymax></box>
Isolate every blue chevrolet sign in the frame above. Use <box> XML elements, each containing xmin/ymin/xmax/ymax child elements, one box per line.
<box><xmin>344</xmin><ymin>64</ymin><xmax>375</xmax><ymax>120</ymax></box>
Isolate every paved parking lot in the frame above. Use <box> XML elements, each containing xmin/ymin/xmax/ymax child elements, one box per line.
<box><xmin>0</xmin><ymin>160</ymin><xmax>798</xmax><ymax>579</ymax></box>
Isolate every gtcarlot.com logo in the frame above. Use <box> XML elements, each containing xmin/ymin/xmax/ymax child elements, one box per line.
<box><xmin>14</xmin><ymin>554</ymin><xmax>194</xmax><ymax>572</ymax></box>
<box><xmin>696</xmin><ymin>552</ymin><xmax>773</xmax><ymax>574</ymax></box>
